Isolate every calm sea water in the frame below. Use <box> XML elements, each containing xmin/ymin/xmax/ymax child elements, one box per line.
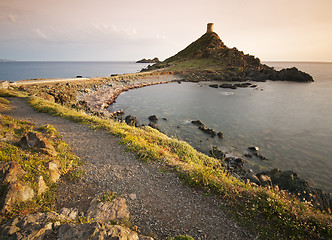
<box><xmin>109</xmin><ymin>62</ymin><xmax>332</xmax><ymax>193</ymax></box>
<box><xmin>0</xmin><ymin>61</ymin><xmax>149</xmax><ymax>81</ymax></box>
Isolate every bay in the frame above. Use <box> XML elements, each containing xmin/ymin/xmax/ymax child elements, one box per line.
<box><xmin>109</xmin><ymin>62</ymin><xmax>332</xmax><ymax>193</ymax></box>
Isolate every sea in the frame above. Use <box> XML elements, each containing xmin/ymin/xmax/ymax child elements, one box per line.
<box><xmin>0</xmin><ymin>61</ymin><xmax>150</xmax><ymax>81</ymax></box>
<box><xmin>1</xmin><ymin>61</ymin><xmax>331</xmax><ymax>193</ymax></box>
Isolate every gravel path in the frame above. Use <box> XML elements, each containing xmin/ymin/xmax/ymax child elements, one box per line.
<box><xmin>5</xmin><ymin>97</ymin><xmax>252</xmax><ymax>240</ymax></box>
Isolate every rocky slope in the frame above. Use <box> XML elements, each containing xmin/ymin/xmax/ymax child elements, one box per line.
<box><xmin>145</xmin><ymin>24</ymin><xmax>313</xmax><ymax>83</ymax></box>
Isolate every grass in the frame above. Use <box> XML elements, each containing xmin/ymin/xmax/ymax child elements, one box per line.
<box><xmin>0</xmin><ymin>114</ymin><xmax>82</xmax><ymax>222</ymax></box>
<box><xmin>25</xmin><ymin>95</ymin><xmax>332</xmax><ymax>239</ymax></box>
<box><xmin>169</xmin><ymin>235</ymin><xmax>195</xmax><ymax>240</ymax></box>
<box><xmin>98</xmin><ymin>191</ymin><xmax>118</xmax><ymax>202</ymax></box>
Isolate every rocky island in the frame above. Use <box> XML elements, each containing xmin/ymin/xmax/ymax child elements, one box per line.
<box><xmin>144</xmin><ymin>23</ymin><xmax>313</xmax><ymax>83</ymax></box>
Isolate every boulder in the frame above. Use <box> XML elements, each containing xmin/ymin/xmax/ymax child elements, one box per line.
<box><xmin>208</xmin><ymin>84</ymin><xmax>219</xmax><ymax>88</ymax></box>
<box><xmin>256</xmin><ymin>173</ymin><xmax>272</xmax><ymax>187</ymax></box>
<box><xmin>1</xmin><ymin>182</ymin><xmax>35</xmax><ymax>213</ymax></box>
<box><xmin>217</xmin><ymin>132</ymin><xmax>224</xmax><ymax>139</ymax></box>
<box><xmin>276</xmin><ymin>67</ymin><xmax>314</xmax><ymax>82</ymax></box>
<box><xmin>47</xmin><ymin>160</ymin><xmax>61</xmax><ymax>183</ymax></box>
<box><xmin>148</xmin><ymin>122</ymin><xmax>159</xmax><ymax>131</ymax></box>
<box><xmin>0</xmin><ymin>212</ymin><xmax>58</xmax><ymax>239</ymax></box>
<box><xmin>37</xmin><ymin>176</ymin><xmax>48</xmax><ymax>196</ymax></box>
<box><xmin>245</xmin><ymin>170</ymin><xmax>261</xmax><ymax>186</ymax></box>
<box><xmin>18</xmin><ymin>131</ymin><xmax>57</xmax><ymax>157</ymax></box>
<box><xmin>260</xmin><ymin>169</ymin><xmax>331</xmax><ymax>213</ymax></box>
<box><xmin>148</xmin><ymin>115</ymin><xmax>158</xmax><ymax>121</ymax></box>
<box><xmin>248</xmin><ymin>146</ymin><xmax>259</xmax><ymax>151</ymax></box>
<box><xmin>198</xmin><ymin>125</ymin><xmax>217</xmax><ymax>137</ymax></box>
<box><xmin>191</xmin><ymin>120</ymin><xmax>204</xmax><ymax>127</ymax></box>
<box><xmin>125</xmin><ymin>115</ymin><xmax>139</xmax><ymax>127</ymax></box>
<box><xmin>209</xmin><ymin>146</ymin><xmax>225</xmax><ymax>160</ymax></box>
<box><xmin>58</xmin><ymin>222</ymin><xmax>139</xmax><ymax>240</ymax></box>
<box><xmin>0</xmin><ymin>161</ymin><xmax>25</xmax><ymax>183</ymax></box>
<box><xmin>87</xmin><ymin>196</ymin><xmax>129</xmax><ymax>223</ymax></box>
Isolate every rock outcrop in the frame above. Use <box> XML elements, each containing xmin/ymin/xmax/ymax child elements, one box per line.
<box><xmin>18</xmin><ymin>131</ymin><xmax>57</xmax><ymax>157</ymax></box>
<box><xmin>0</xmin><ymin>161</ymin><xmax>34</xmax><ymax>214</ymax></box>
<box><xmin>258</xmin><ymin>169</ymin><xmax>332</xmax><ymax>213</ymax></box>
<box><xmin>136</xmin><ymin>57</ymin><xmax>160</xmax><ymax>64</ymax></box>
<box><xmin>0</xmin><ymin>195</ymin><xmax>153</xmax><ymax>240</ymax></box>
<box><xmin>147</xmin><ymin>23</ymin><xmax>314</xmax><ymax>83</ymax></box>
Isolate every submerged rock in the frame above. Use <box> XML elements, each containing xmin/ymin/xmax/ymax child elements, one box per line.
<box><xmin>191</xmin><ymin>120</ymin><xmax>204</xmax><ymax>127</ymax></box>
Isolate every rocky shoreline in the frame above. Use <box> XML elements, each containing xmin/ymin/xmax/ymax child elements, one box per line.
<box><xmin>8</xmin><ymin>72</ymin><xmax>331</xmax><ymax>214</ymax></box>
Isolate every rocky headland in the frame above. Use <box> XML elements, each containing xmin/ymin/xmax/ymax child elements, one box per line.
<box><xmin>136</xmin><ymin>57</ymin><xmax>160</xmax><ymax>64</ymax></box>
<box><xmin>143</xmin><ymin>23</ymin><xmax>313</xmax><ymax>83</ymax></box>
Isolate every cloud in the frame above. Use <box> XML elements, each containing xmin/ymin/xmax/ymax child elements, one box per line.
<box><xmin>8</xmin><ymin>14</ymin><xmax>16</xmax><ymax>23</ymax></box>
<box><xmin>34</xmin><ymin>28</ymin><xmax>48</xmax><ymax>39</ymax></box>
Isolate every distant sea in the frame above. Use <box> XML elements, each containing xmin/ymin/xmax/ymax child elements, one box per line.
<box><xmin>0</xmin><ymin>61</ymin><xmax>150</xmax><ymax>81</ymax></box>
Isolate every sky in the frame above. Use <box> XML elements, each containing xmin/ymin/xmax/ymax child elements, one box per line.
<box><xmin>1</xmin><ymin>0</ymin><xmax>332</xmax><ymax>62</ymax></box>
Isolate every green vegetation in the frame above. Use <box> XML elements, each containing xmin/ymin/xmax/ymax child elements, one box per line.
<box><xmin>169</xmin><ymin>235</ymin><xmax>195</xmax><ymax>240</ymax></box>
<box><xmin>0</xmin><ymin>114</ymin><xmax>82</xmax><ymax>222</ymax></box>
<box><xmin>98</xmin><ymin>191</ymin><xmax>118</xmax><ymax>202</ymax></box>
<box><xmin>25</xmin><ymin>95</ymin><xmax>331</xmax><ymax>239</ymax></box>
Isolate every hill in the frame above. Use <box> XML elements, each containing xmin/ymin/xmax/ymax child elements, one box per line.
<box><xmin>145</xmin><ymin>23</ymin><xmax>313</xmax><ymax>82</ymax></box>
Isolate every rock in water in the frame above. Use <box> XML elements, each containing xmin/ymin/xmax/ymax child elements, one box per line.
<box><xmin>148</xmin><ymin>115</ymin><xmax>158</xmax><ymax>121</ymax></box>
<box><xmin>125</xmin><ymin>115</ymin><xmax>139</xmax><ymax>127</ymax></box>
<box><xmin>259</xmin><ymin>168</ymin><xmax>331</xmax><ymax>213</ymax></box>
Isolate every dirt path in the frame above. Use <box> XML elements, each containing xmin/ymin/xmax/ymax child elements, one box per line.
<box><xmin>4</xmin><ymin>97</ymin><xmax>252</xmax><ymax>240</ymax></box>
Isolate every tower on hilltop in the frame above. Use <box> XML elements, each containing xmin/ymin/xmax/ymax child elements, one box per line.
<box><xmin>206</xmin><ymin>23</ymin><xmax>214</xmax><ymax>33</ymax></box>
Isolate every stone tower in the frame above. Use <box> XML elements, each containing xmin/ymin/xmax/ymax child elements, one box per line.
<box><xmin>206</xmin><ymin>23</ymin><xmax>214</xmax><ymax>33</ymax></box>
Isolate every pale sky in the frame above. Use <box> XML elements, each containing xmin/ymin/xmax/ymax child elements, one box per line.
<box><xmin>1</xmin><ymin>0</ymin><xmax>331</xmax><ymax>61</ymax></box>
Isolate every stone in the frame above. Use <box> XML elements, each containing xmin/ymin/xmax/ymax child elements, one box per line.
<box><xmin>245</xmin><ymin>170</ymin><xmax>261</xmax><ymax>186</ymax></box>
<box><xmin>47</xmin><ymin>160</ymin><xmax>61</xmax><ymax>183</ymax></box>
<box><xmin>198</xmin><ymin>125</ymin><xmax>217</xmax><ymax>137</ymax></box>
<box><xmin>87</xmin><ymin>197</ymin><xmax>130</xmax><ymax>223</ymax></box>
<box><xmin>125</xmin><ymin>115</ymin><xmax>138</xmax><ymax>127</ymax></box>
<box><xmin>209</xmin><ymin>146</ymin><xmax>225</xmax><ymax>161</ymax></box>
<box><xmin>244</xmin><ymin>153</ymin><xmax>253</xmax><ymax>158</ymax></box>
<box><xmin>148</xmin><ymin>122</ymin><xmax>159</xmax><ymax>131</ymax></box>
<box><xmin>37</xmin><ymin>92</ymin><xmax>55</xmax><ymax>102</ymax></box>
<box><xmin>18</xmin><ymin>131</ymin><xmax>57</xmax><ymax>156</ymax></box>
<box><xmin>209</xmin><ymin>84</ymin><xmax>219</xmax><ymax>88</ymax></box>
<box><xmin>148</xmin><ymin>115</ymin><xmax>158</xmax><ymax>121</ymax></box>
<box><xmin>58</xmin><ymin>222</ymin><xmax>140</xmax><ymax>240</ymax></box>
<box><xmin>129</xmin><ymin>193</ymin><xmax>137</xmax><ymax>200</ymax></box>
<box><xmin>0</xmin><ymin>212</ymin><xmax>58</xmax><ymax>239</ymax></box>
<box><xmin>254</xmin><ymin>152</ymin><xmax>268</xmax><ymax>160</ymax></box>
<box><xmin>1</xmin><ymin>182</ymin><xmax>35</xmax><ymax>213</ymax></box>
<box><xmin>259</xmin><ymin>169</ymin><xmax>331</xmax><ymax>213</ymax></box>
<box><xmin>191</xmin><ymin>120</ymin><xmax>204</xmax><ymax>127</ymax></box>
<box><xmin>256</xmin><ymin>173</ymin><xmax>272</xmax><ymax>187</ymax></box>
<box><xmin>248</xmin><ymin>146</ymin><xmax>259</xmax><ymax>151</ymax></box>
<box><xmin>37</xmin><ymin>175</ymin><xmax>48</xmax><ymax>195</ymax></box>
<box><xmin>0</xmin><ymin>81</ymin><xmax>10</xmax><ymax>89</ymax></box>
<box><xmin>217</xmin><ymin>132</ymin><xmax>224</xmax><ymax>139</ymax></box>
<box><xmin>58</xmin><ymin>207</ymin><xmax>78</xmax><ymax>221</ymax></box>
<box><xmin>0</xmin><ymin>161</ymin><xmax>25</xmax><ymax>183</ymax></box>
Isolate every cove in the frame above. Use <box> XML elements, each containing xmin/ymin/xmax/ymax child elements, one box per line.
<box><xmin>109</xmin><ymin>62</ymin><xmax>332</xmax><ymax>193</ymax></box>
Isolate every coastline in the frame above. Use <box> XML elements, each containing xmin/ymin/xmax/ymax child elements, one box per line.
<box><xmin>1</xmin><ymin>73</ymin><xmax>331</xmax><ymax>239</ymax></box>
